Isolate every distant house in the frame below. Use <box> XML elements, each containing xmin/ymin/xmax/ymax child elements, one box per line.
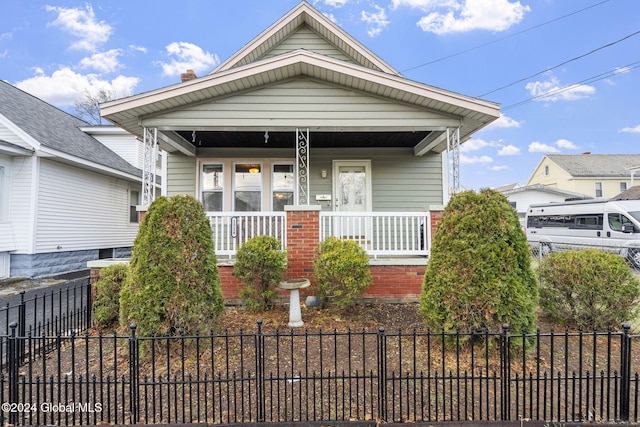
<box><xmin>100</xmin><ymin>2</ymin><xmax>499</xmax><ymax>301</ymax></box>
<box><xmin>527</xmin><ymin>153</ymin><xmax>640</xmax><ymax>199</ymax></box>
<box><xmin>0</xmin><ymin>81</ymin><xmax>142</xmax><ymax>279</ymax></box>
<box><xmin>497</xmin><ymin>183</ymin><xmax>591</xmax><ymax>227</ymax></box>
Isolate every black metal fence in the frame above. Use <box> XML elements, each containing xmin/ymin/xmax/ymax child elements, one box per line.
<box><xmin>2</xmin><ymin>320</ymin><xmax>640</xmax><ymax>426</ymax></box>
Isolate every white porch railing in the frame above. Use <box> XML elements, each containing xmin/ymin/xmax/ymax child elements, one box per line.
<box><xmin>320</xmin><ymin>212</ymin><xmax>430</xmax><ymax>257</ymax></box>
<box><xmin>207</xmin><ymin>212</ymin><xmax>286</xmax><ymax>257</ymax></box>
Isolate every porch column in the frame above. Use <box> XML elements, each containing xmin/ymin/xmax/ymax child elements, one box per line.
<box><xmin>447</xmin><ymin>127</ymin><xmax>460</xmax><ymax>196</ymax></box>
<box><xmin>296</xmin><ymin>128</ymin><xmax>310</xmax><ymax>205</ymax></box>
<box><xmin>141</xmin><ymin>126</ymin><xmax>158</xmax><ymax>207</ymax></box>
<box><xmin>284</xmin><ymin>205</ymin><xmax>320</xmax><ymax>284</ymax></box>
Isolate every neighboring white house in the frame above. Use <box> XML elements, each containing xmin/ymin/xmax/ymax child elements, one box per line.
<box><xmin>0</xmin><ymin>81</ymin><xmax>143</xmax><ymax>279</ymax></box>
<box><xmin>497</xmin><ymin>183</ymin><xmax>591</xmax><ymax>227</ymax></box>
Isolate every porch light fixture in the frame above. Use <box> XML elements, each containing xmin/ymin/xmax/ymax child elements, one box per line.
<box><xmin>264</xmin><ymin>131</ymin><xmax>269</xmax><ymax>144</ymax></box>
<box><xmin>249</xmin><ymin>165</ymin><xmax>260</xmax><ymax>174</ymax></box>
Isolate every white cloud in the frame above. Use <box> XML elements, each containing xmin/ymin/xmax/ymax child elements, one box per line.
<box><xmin>129</xmin><ymin>45</ymin><xmax>148</xmax><ymax>54</ymax></box>
<box><xmin>483</xmin><ymin>113</ymin><xmax>521</xmax><ymax>130</ymax></box>
<box><xmin>15</xmin><ymin>67</ymin><xmax>139</xmax><ymax>107</ymax></box>
<box><xmin>0</xmin><ymin>49</ymin><xmax>7</xmax><ymax>59</ymax></box>
<box><xmin>489</xmin><ymin>165</ymin><xmax>510</xmax><ymax>171</ymax></box>
<box><xmin>79</xmin><ymin>49</ymin><xmax>122</xmax><ymax>73</ymax></box>
<box><xmin>158</xmin><ymin>42</ymin><xmax>219</xmax><ymax>77</ymax></box>
<box><xmin>415</xmin><ymin>0</ymin><xmax>530</xmax><ymax>34</ymax></box>
<box><xmin>45</xmin><ymin>4</ymin><xmax>112</xmax><ymax>51</ymax></box>
<box><xmin>525</xmin><ymin>75</ymin><xmax>595</xmax><ymax>102</ymax></box>
<box><xmin>361</xmin><ymin>5</ymin><xmax>390</xmax><ymax>37</ymax></box>
<box><xmin>556</xmin><ymin>138</ymin><xmax>577</xmax><ymax>149</ymax></box>
<box><xmin>460</xmin><ymin>154</ymin><xmax>493</xmax><ymax>164</ymax></box>
<box><xmin>620</xmin><ymin>124</ymin><xmax>640</xmax><ymax>134</ymax></box>
<box><xmin>460</xmin><ymin>138</ymin><xmax>490</xmax><ymax>152</ymax></box>
<box><xmin>498</xmin><ymin>144</ymin><xmax>520</xmax><ymax>155</ymax></box>
<box><xmin>528</xmin><ymin>142</ymin><xmax>560</xmax><ymax>153</ymax></box>
<box><xmin>321</xmin><ymin>0</ymin><xmax>349</xmax><ymax>6</ymax></box>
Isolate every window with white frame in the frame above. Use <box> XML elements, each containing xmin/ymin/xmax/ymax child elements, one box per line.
<box><xmin>200</xmin><ymin>160</ymin><xmax>295</xmax><ymax>212</ymax></box>
<box><xmin>620</xmin><ymin>181</ymin><xmax>628</xmax><ymax>192</ymax></box>
<box><xmin>130</xmin><ymin>189</ymin><xmax>140</xmax><ymax>223</ymax></box>
<box><xmin>595</xmin><ymin>181</ymin><xmax>603</xmax><ymax>198</ymax></box>
<box><xmin>544</xmin><ymin>165</ymin><xmax>549</xmax><ymax>176</ymax></box>
<box><xmin>272</xmin><ymin>163</ymin><xmax>294</xmax><ymax>211</ymax></box>
<box><xmin>201</xmin><ymin>164</ymin><xmax>224</xmax><ymax>211</ymax></box>
<box><xmin>234</xmin><ymin>163</ymin><xmax>262</xmax><ymax>211</ymax></box>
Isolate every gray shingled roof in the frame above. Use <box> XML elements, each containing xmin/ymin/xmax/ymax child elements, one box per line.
<box><xmin>548</xmin><ymin>154</ymin><xmax>640</xmax><ymax>178</ymax></box>
<box><xmin>0</xmin><ymin>81</ymin><xmax>141</xmax><ymax>178</ymax></box>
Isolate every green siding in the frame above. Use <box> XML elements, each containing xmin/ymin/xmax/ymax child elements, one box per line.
<box><xmin>166</xmin><ymin>153</ymin><xmax>196</xmax><ymax>197</ymax></box>
<box><xmin>264</xmin><ymin>25</ymin><xmax>353</xmax><ymax>63</ymax></box>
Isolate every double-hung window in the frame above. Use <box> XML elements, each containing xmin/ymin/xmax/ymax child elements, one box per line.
<box><xmin>272</xmin><ymin>164</ymin><xmax>294</xmax><ymax>211</ymax></box>
<box><xmin>202</xmin><ymin>164</ymin><xmax>224</xmax><ymax>211</ymax></box>
<box><xmin>234</xmin><ymin>163</ymin><xmax>262</xmax><ymax>211</ymax></box>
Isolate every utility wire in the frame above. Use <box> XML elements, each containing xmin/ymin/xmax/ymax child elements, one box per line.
<box><xmin>478</xmin><ymin>29</ymin><xmax>640</xmax><ymax>97</ymax></box>
<box><xmin>401</xmin><ymin>0</ymin><xmax>611</xmax><ymax>73</ymax></box>
<box><xmin>502</xmin><ymin>60</ymin><xmax>640</xmax><ymax>111</ymax></box>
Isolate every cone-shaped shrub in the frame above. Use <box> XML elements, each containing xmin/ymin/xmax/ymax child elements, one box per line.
<box><xmin>420</xmin><ymin>189</ymin><xmax>538</xmax><ymax>335</ymax></box>
<box><xmin>119</xmin><ymin>195</ymin><xmax>224</xmax><ymax>336</ymax></box>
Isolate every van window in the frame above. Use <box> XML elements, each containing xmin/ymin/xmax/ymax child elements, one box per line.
<box><xmin>572</xmin><ymin>215</ymin><xmax>603</xmax><ymax>230</ymax></box>
<box><xmin>609</xmin><ymin>213</ymin><xmax>636</xmax><ymax>232</ymax></box>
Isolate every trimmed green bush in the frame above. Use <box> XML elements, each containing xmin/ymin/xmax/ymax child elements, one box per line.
<box><xmin>313</xmin><ymin>237</ymin><xmax>372</xmax><ymax>309</ymax></box>
<box><xmin>420</xmin><ymin>189</ymin><xmax>538</xmax><ymax>335</ymax></box>
<box><xmin>119</xmin><ymin>195</ymin><xmax>224</xmax><ymax>336</ymax></box>
<box><xmin>233</xmin><ymin>235</ymin><xmax>287</xmax><ymax>311</ymax></box>
<box><xmin>93</xmin><ymin>263</ymin><xmax>129</xmax><ymax>329</ymax></box>
<box><xmin>537</xmin><ymin>249</ymin><xmax>640</xmax><ymax>329</ymax></box>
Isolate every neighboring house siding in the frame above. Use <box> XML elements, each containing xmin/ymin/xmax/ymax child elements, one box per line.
<box><xmin>264</xmin><ymin>25</ymin><xmax>353</xmax><ymax>63</ymax></box>
<box><xmin>166</xmin><ymin>153</ymin><xmax>197</xmax><ymax>197</ymax></box>
<box><xmin>34</xmin><ymin>159</ymin><xmax>138</xmax><ymax>253</ymax></box>
<box><xmin>9</xmin><ymin>156</ymin><xmax>36</xmax><ymax>253</ymax></box>
<box><xmin>144</xmin><ymin>79</ymin><xmax>457</xmax><ymax>130</ymax></box>
<box><xmin>94</xmin><ymin>134</ymin><xmax>141</xmax><ymax>169</ymax></box>
<box><xmin>573</xmin><ymin>179</ymin><xmax>631</xmax><ymax>199</ymax></box>
<box><xmin>0</xmin><ymin>123</ymin><xmax>33</xmax><ymax>149</ymax></box>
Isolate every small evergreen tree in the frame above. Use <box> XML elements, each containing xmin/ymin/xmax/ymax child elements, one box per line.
<box><xmin>420</xmin><ymin>189</ymin><xmax>538</xmax><ymax>335</ymax></box>
<box><xmin>233</xmin><ymin>235</ymin><xmax>287</xmax><ymax>311</ymax></box>
<box><xmin>119</xmin><ymin>195</ymin><xmax>224</xmax><ymax>336</ymax></box>
<box><xmin>313</xmin><ymin>237</ymin><xmax>372</xmax><ymax>309</ymax></box>
<box><xmin>93</xmin><ymin>263</ymin><xmax>129</xmax><ymax>329</ymax></box>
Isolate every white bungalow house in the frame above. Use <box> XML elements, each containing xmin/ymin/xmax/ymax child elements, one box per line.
<box><xmin>101</xmin><ymin>2</ymin><xmax>500</xmax><ymax>301</ymax></box>
<box><xmin>0</xmin><ymin>81</ymin><xmax>143</xmax><ymax>279</ymax></box>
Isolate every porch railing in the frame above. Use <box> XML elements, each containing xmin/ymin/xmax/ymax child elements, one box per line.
<box><xmin>207</xmin><ymin>212</ymin><xmax>286</xmax><ymax>257</ymax></box>
<box><xmin>320</xmin><ymin>212</ymin><xmax>430</xmax><ymax>257</ymax></box>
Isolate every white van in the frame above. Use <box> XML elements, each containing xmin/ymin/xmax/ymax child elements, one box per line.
<box><xmin>525</xmin><ymin>199</ymin><xmax>640</xmax><ymax>267</ymax></box>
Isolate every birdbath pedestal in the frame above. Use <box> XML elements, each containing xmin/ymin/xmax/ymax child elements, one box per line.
<box><xmin>278</xmin><ymin>278</ymin><xmax>310</xmax><ymax>328</ymax></box>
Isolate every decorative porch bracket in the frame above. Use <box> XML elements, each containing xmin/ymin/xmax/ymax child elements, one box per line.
<box><xmin>447</xmin><ymin>127</ymin><xmax>461</xmax><ymax>196</ymax></box>
<box><xmin>142</xmin><ymin>126</ymin><xmax>158</xmax><ymax>207</ymax></box>
<box><xmin>296</xmin><ymin>128</ymin><xmax>310</xmax><ymax>205</ymax></box>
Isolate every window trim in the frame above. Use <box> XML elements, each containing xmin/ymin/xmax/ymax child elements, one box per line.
<box><xmin>595</xmin><ymin>181</ymin><xmax>603</xmax><ymax>198</ymax></box>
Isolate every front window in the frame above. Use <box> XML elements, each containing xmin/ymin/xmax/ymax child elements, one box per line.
<box><xmin>129</xmin><ymin>189</ymin><xmax>139</xmax><ymax>223</ymax></box>
<box><xmin>202</xmin><ymin>164</ymin><xmax>224</xmax><ymax>211</ymax></box>
<box><xmin>272</xmin><ymin>164</ymin><xmax>294</xmax><ymax>211</ymax></box>
<box><xmin>234</xmin><ymin>163</ymin><xmax>262</xmax><ymax>211</ymax></box>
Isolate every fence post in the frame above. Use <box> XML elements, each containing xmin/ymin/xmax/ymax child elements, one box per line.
<box><xmin>18</xmin><ymin>291</ymin><xmax>26</xmax><ymax>363</ymax></box>
<box><xmin>128</xmin><ymin>323</ymin><xmax>139</xmax><ymax>424</ymax></box>
<box><xmin>85</xmin><ymin>279</ymin><xmax>92</xmax><ymax>330</ymax></box>
<box><xmin>377</xmin><ymin>327</ymin><xmax>387</xmax><ymax>422</ymax></box>
<box><xmin>7</xmin><ymin>322</ymin><xmax>18</xmax><ymax>426</ymax></box>
<box><xmin>500</xmin><ymin>324</ymin><xmax>511</xmax><ymax>421</ymax></box>
<box><xmin>256</xmin><ymin>319</ymin><xmax>265</xmax><ymax>422</ymax></box>
<box><xmin>620</xmin><ymin>323</ymin><xmax>632</xmax><ymax>422</ymax></box>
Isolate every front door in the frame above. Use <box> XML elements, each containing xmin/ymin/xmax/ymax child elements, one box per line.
<box><xmin>333</xmin><ymin>161</ymin><xmax>372</xmax><ymax>243</ymax></box>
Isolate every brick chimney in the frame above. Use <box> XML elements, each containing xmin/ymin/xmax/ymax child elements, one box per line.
<box><xmin>180</xmin><ymin>69</ymin><xmax>197</xmax><ymax>82</ymax></box>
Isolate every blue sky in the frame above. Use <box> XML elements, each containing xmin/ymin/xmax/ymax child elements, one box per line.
<box><xmin>1</xmin><ymin>0</ymin><xmax>639</xmax><ymax>190</ymax></box>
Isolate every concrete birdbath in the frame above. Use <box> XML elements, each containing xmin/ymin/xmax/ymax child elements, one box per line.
<box><xmin>278</xmin><ymin>278</ymin><xmax>310</xmax><ymax>328</ymax></box>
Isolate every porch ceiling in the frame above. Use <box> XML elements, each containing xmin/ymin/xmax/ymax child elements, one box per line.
<box><xmin>176</xmin><ymin>130</ymin><xmax>432</xmax><ymax>149</ymax></box>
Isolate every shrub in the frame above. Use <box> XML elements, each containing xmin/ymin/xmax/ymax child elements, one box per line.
<box><xmin>420</xmin><ymin>189</ymin><xmax>538</xmax><ymax>336</ymax></box>
<box><xmin>313</xmin><ymin>237</ymin><xmax>372</xmax><ymax>309</ymax></box>
<box><xmin>93</xmin><ymin>263</ymin><xmax>129</xmax><ymax>329</ymax></box>
<box><xmin>119</xmin><ymin>195</ymin><xmax>224</xmax><ymax>336</ymax></box>
<box><xmin>537</xmin><ymin>249</ymin><xmax>640</xmax><ymax>329</ymax></box>
<box><xmin>233</xmin><ymin>235</ymin><xmax>287</xmax><ymax>311</ymax></box>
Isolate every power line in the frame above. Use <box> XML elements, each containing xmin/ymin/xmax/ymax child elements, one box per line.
<box><xmin>502</xmin><ymin>60</ymin><xmax>640</xmax><ymax>111</ymax></box>
<box><xmin>478</xmin><ymin>29</ymin><xmax>640</xmax><ymax>97</ymax></box>
<box><xmin>401</xmin><ymin>0</ymin><xmax>611</xmax><ymax>73</ymax></box>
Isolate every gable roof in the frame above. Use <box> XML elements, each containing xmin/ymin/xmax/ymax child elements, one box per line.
<box><xmin>499</xmin><ymin>183</ymin><xmax>591</xmax><ymax>199</ymax></box>
<box><xmin>101</xmin><ymin>2</ymin><xmax>499</xmax><ymax>156</ymax></box>
<box><xmin>213</xmin><ymin>1</ymin><xmax>398</xmax><ymax>75</ymax></box>
<box><xmin>0</xmin><ymin>81</ymin><xmax>141</xmax><ymax>180</ymax></box>
<box><xmin>546</xmin><ymin>154</ymin><xmax>640</xmax><ymax>178</ymax></box>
